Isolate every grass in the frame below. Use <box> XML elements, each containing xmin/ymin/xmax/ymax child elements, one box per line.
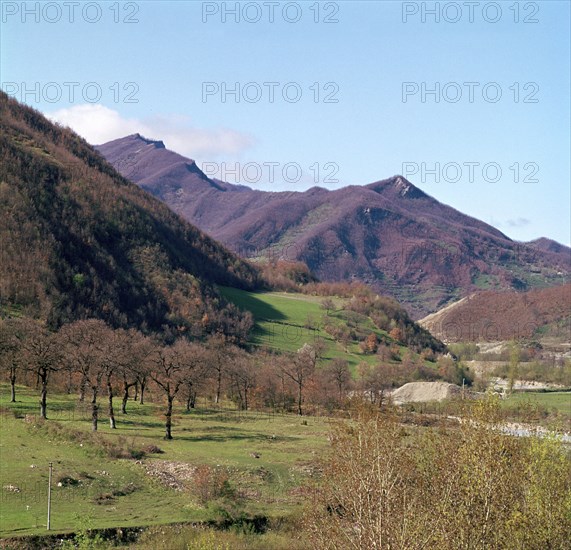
<box><xmin>0</xmin><ymin>384</ymin><xmax>330</xmax><ymax>538</ymax></box>
<box><xmin>504</xmin><ymin>391</ymin><xmax>571</xmax><ymax>416</ymax></box>
<box><xmin>496</xmin><ymin>391</ymin><xmax>571</xmax><ymax>433</ymax></box>
<box><xmin>219</xmin><ymin>287</ymin><xmax>414</xmax><ymax>371</ymax></box>
<box><xmin>472</xmin><ymin>273</ymin><xmax>501</xmax><ymax>290</ymax></box>
<box><xmin>219</xmin><ymin>286</ymin><xmax>339</xmax><ymax>354</ymax></box>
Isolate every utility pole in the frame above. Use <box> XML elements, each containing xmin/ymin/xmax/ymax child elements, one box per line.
<box><xmin>47</xmin><ymin>462</ymin><xmax>52</xmax><ymax>530</ymax></box>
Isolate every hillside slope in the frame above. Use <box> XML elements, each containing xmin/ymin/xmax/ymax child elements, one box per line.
<box><xmin>219</xmin><ymin>286</ymin><xmax>445</xmax><ymax>371</ymax></box>
<box><xmin>98</xmin><ymin>135</ymin><xmax>571</xmax><ymax>318</ymax></box>
<box><xmin>419</xmin><ymin>283</ymin><xmax>571</xmax><ymax>342</ymax></box>
<box><xmin>0</xmin><ymin>93</ymin><xmax>261</xmax><ymax>332</ymax></box>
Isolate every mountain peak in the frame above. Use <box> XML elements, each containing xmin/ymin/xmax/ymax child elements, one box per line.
<box><xmin>131</xmin><ymin>133</ymin><xmax>166</xmax><ymax>149</ymax></box>
<box><xmin>367</xmin><ymin>175</ymin><xmax>428</xmax><ymax>199</ymax></box>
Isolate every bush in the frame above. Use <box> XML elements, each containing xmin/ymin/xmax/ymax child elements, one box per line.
<box><xmin>193</xmin><ymin>465</ymin><xmax>236</xmax><ymax>506</ymax></box>
<box><xmin>142</xmin><ymin>444</ymin><xmax>164</xmax><ymax>454</ymax></box>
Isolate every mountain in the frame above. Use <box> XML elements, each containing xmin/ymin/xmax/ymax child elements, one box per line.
<box><xmin>0</xmin><ymin>93</ymin><xmax>261</xmax><ymax>334</ymax></box>
<box><xmin>419</xmin><ymin>283</ymin><xmax>571</xmax><ymax>343</ymax></box>
<box><xmin>97</xmin><ymin>134</ymin><xmax>571</xmax><ymax>319</ymax></box>
<box><xmin>526</xmin><ymin>237</ymin><xmax>571</xmax><ymax>255</ymax></box>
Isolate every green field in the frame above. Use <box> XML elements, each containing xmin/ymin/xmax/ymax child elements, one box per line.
<box><xmin>504</xmin><ymin>391</ymin><xmax>571</xmax><ymax>416</ymax></box>
<box><xmin>219</xmin><ymin>287</ymin><xmax>405</xmax><ymax>370</ymax></box>
<box><xmin>0</xmin><ymin>385</ymin><xmax>329</xmax><ymax>539</ymax></box>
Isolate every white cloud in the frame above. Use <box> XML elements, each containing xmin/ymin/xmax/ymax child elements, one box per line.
<box><xmin>46</xmin><ymin>104</ymin><xmax>254</xmax><ymax>160</ymax></box>
<box><xmin>507</xmin><ymin>217</ymin><xmax>531</xmax><ymax>228</ymax></box>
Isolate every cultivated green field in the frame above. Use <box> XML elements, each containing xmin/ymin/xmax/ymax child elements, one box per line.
<box><xmin>0</xmin><ymin>384</ymin><xmax>330</xmax><ymax>539</ymax></box>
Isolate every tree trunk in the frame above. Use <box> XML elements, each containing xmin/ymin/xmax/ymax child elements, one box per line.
<box><xmin>282</xmin><ymin>377</ymin><xmax>286</xmax><ymax>411</ymax></box>
<box><xmin>215</xmin><ymin>370</ymin><xmax>222</xmax><ymax>404</ymax></box>
<box><xmin>122</xmin><ymin>386</ymin><xmax>129</xmax><ymax>414</ymax></box>
<box><xmin>122</xmin><ymin>380</ymin><xmax>134</xmax><ymax>414</ymax></box>
<box><xmin>40</xmin><ymin>369</ymin><xmax>48</xmax><ymax>419</ymax></box>
<box><xmin>133</xmin><ymin>381</ymin><xmax>138</xmax><ymax>402</ymax></box>
<box><xmin>164</xmin><ymin>395</ymin><xmax>174</xmax><ymax>440</ymax></box>
<box><xmin>79</xmin><ymin>373</ymin><xmax>87</xmax><ymax>402</ymax></box>
<box><xmin>139</xmin><ymin>379</ymin><xmax>146</xmax><ymax>404</ymax></box>
<box><xmin>297</xmin><ymin>382</ymin><xmax>303</xmax><ymax>416</ymax></box>
<box><xmin>107</xmin><ymin>378</ymin><xmax>116</xmax><ymax>429</ymax></box>
<box><xmin>91</xmin><ymin>388</ymin><xmax>98</xmax><ymax>432</ymax></box>
<box><xmin>186</xmin><ymin>382</ymin><xmax>194</xmax><ymax>412</ymax></box>
<box><xmin>10</xmin><ymin>368</ymin><xmax>16</xmax><ymax>403</ymax></box>
<box><xmin>244</xmin><ymin>386</ymin><xmax>248</xmax><ymax>411</ymax></box>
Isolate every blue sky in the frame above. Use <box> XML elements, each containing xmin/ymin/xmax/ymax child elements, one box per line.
<box><xmin>1</xmin><ymin>0</ymin><xmax>570</xmax><ymax>245</ymax></box>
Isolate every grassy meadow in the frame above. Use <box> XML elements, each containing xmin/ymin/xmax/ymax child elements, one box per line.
<box><xmin>0</xmin><ymin>384</ymin><xmax>329</xmax><ymax>539</ymax></box>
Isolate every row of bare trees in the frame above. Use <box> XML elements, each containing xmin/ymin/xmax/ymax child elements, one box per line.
<box><xmin>0</xmin><ymin>317</ymin><xmax>355</xmax><ymax>438</ymax></box>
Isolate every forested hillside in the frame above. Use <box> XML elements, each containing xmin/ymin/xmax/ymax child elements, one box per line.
<box><xmin>0</xmin><ymin>92</ymin><xmax>261</xmax><ymax>334</ymax></box>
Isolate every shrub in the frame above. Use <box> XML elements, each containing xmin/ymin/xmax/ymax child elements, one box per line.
<box><xmin>193</xmin><ymin>465</ymin><xmax>235</xmax><ymax>506</ymax></box>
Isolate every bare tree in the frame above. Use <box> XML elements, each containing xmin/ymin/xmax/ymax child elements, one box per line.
<box><xmin>17</xmin><ymin>320</ymin><xmax>61</xmax><ymax>419</ymax></box>
<box><xmin>149</xmin><ymin>339</ymin><xmax>195</xmax><ymax>439</ymax></box>
<box><xmin>59</xmin><ymin>320</ymin><xmax>112</xmax><ymax>431</ymax></box>
<box><xmin>276</xmin><ymin>344</ymin><xmax>316</xmax><ymax>416</ymax></box>
<box><xmin>320</xmin><ymin>298</ymin><xmax>335</xmax><ymax>316</ymax></box>
<box><xmin>324</xmin><ymin>358</ymin><xmax>351</xmax><ymax>401</ymax></box>
<box><xmin>306</xmin><ymin>397</ymin><xmax>571</xmax><ymax>549</ymax></box>
<box><xmin>99</xmin><ymin>329</ymin><xmax>141</xmax><ymax>428</ymax></box>
<box><xmin>228</xmin><ymin>348</ymin><xmax>256</xmax><ymax>410</ymax></box>
<box><xmin>114</xmin><ymin>330</ymin><xmax>152</xmax><ymax>414</ymax></box>
<box><xmin>0</xmin><ymin>318</ymin><xmax>25</xmax><ymax>402</ymax></box>
<box><xmin>205</xmin><ymin>334</ymin><xmax>229</xmax><ymax>405</ymax></box>
<box><xmin>179</xmin><ymin>342</ymin><xmax>208</xmax><ymax>412</ymax></box>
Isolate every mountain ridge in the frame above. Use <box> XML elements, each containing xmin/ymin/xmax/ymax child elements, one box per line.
<box><xmin>97</xmin><ymin>134</ymin><xmax>571</xmax><ymax>318</ymax></box>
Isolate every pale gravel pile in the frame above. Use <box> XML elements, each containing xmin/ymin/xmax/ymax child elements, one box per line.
<box><xmin>390</xmin><ymin>381</ymin><xmax>463</xmax><ymax>405</ymax></box>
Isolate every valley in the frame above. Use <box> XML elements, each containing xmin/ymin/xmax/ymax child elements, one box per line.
<box><xmin>0</xmin><ymin>81</ymin><xmax>570</xmax><ymax>549</ymax></box>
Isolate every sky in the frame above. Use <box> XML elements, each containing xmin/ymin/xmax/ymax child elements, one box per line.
<box><xmin>1</xmin><ymin>0</ymin><xmax>570</xmax><ymax>245</ymax></box>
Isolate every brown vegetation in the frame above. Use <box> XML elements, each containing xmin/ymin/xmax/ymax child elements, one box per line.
<box><xmin>305</xmin><ymin>398</ymin><xmax>571</xmax><ymax>549</ymax></box>
<box><xmin>421</xmin><ymin>283</ymin><xmax>571</xmax><ymax>342</ymax></box>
